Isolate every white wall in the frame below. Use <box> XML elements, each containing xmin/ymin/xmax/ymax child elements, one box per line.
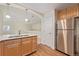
<box><xmin>0</xmin><ymin>7</ymin><xmax>3</xmax><ymax>35</ymax></box>
<box><xmin>31</xmin><ymin>22</ymin><xmax>41</xmax><ymax>31</ymax></box>
<box><xmin>40</xmin><ymin>10</ymin><xmax>55</xmax><ymax>49</ymax></box>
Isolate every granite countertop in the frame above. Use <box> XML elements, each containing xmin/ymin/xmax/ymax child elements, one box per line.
<box><xmin>0</xmin><ymin>34</ymin><xmax>37</xmax><ymax>41</ymax></box>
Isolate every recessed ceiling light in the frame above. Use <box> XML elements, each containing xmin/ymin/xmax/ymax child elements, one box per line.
<box><xmin>5</xmin><ymin>15</ymin><xmax>11</xmax><ymax>19</ymax></box>
<box><xmin>25</xmin><ymin>18</ymin><xmax>28</xmax><ymax>22</ymax></box>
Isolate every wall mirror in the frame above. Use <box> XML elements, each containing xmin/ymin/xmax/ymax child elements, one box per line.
<box><xmin>0</xmin><ymin>4</ymin><xmax>41</xmax><ymax>35</ymax></box>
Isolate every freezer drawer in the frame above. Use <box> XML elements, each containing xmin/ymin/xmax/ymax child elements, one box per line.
<box><xmin>57</xmin><ymin>30</ymin><xmax>65</xmax><ymax>53</ymax></box>
<box><xmin>57</xmin><ymin>30</ymin><xmax>74</xmax><ymax>55</ymax></box>
<box><xmin>66</xmin><ymin>30</ymin><xmax>74</xmax><ymax>55</ymax></box>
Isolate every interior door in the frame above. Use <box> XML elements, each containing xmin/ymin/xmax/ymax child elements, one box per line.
<box><xmin>41</xmin><ymin>14</ymin><xmax>54</xmax><ymax>48</ymax></box>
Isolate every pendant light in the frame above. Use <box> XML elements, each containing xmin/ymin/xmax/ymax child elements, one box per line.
<box><xmin>25</xmin><ymin>9</ymin><xmax>28</xmax><ymax>22</ymax></box>
<box><xmin>5</xmin><ymin>3</ymin><xmax>11</xmax><ymax>19</ymax></box>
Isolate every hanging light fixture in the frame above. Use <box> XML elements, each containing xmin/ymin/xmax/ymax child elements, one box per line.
<box><xmin>25</xmin><ymin>9</ymin><xmax>28</xmax><ymax>22</ymax></box>
<box><xmin>5</xmin><ymin>3</ymin><xmax>11</xmax><ymax>19</ymax></box>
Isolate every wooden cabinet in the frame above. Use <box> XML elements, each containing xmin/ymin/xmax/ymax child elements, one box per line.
<box><xmin>0</xmin><ymin>36</ymin><xmax>37</xmax><ymax>56</ymax></box>
<box><xmin>22</xmin><ymin>37</ymin><xmax>32</xmax><ymax>55</ymax></box>
<box><xmin>57</xmin><ymin>4</ymin><xmax>79</xmax><ymax>20</ymax></box>
<box><xmin>32</xmin><ymin>36</ymin><xmax>37</xmax><ymax>52</ymax></box>
<box><xmin>0</xmin><ymin>42</ymin><xmax>3</xmax><ymax>56</ymax></box>
<box><xmin>67</xmin><ymin>5</ymin><xmax>78</xmax><ymax>18</ymax></box>
<box><xmin>57</xmin><ymin>9</ymin><xmax>66</xmax><ymax>20</ymax></box>
<box><xmin>3</xmin><ymin>39</ymin><xmax>21</xmax><ymax>56</ymax></box>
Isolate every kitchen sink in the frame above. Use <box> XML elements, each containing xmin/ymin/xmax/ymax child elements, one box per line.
<box><xmin>8</xmin><ymin>35</ymin><xmax>20</xmax><ymax>38</ymax></box>
<box><xmin>8</xmin><ymin>34</ymin><xmax>29</xmax><ymax>38</ymax></box>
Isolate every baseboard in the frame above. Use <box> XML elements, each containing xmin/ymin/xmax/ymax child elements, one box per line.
<box><xmin>55</xmin><ymin>49</ymin><xmax>70</xmax><ymax>56</ymax></box>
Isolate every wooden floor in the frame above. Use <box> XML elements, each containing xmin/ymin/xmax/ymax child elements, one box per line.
<box><xmin>29</xmin><ymin>44</ymin><xmax>66</xmax><ymax>56</ymax></box>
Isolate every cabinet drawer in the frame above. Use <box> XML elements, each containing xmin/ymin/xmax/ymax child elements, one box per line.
<box><xmin>4</xmin><ymin>39</ymin><xmax>21</xmax><ymax>46</ymax></box>
<box><xmin>22</xmin><ymin>37</ymin><xmax>31</xmax><ymax>42</ymax></box>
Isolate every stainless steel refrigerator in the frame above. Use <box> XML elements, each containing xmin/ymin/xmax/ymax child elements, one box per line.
<box><xmin>56</xmin><ymin>18</ymin><xmax>75</xmax><ymax>55</ymax></box>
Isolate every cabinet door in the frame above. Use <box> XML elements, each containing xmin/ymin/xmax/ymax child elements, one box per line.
<box><xmin>3</xmin><ymin>39</ymin><xmax>21</xmax><ymax>56</ymax></box>
<box><xmin>0</xmin><ymin>42</ymin><xmax>3</xmax><ymax>56</ymax></box>
<box><xmin>22</xmin><ymin>37</ymin><xmax>32</xmax><ymax>55</ymax></box>
<box><xmin>32</xmin><ymin>36</ymin><xmax>37</xmax><ymax>52</ymax></box>
<box><xmin>57</xmin><ymin>9</ymin><xmax>66</xmax><ymax>20</ymax></box>
<box><xmin>67</xmin><ymin>5</ymin><xmax>78</xmax><ymax>18</ymax></box>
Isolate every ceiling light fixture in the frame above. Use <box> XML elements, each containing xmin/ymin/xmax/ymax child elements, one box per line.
<box><xmin>5</xmin><ymin>15</ymin><xmax>11</xmax><ymax>19</ymax></box>
<box><xmin>25</xmin><ymin>9</ymin><xmax>28</xmax><ymax>22</ymax></box>
<box><xmin>5</xmin><ymin>3</ymin><xmax>11</xmax><ymax>19</ymax></box>
<box><xmin>25</xmin><ymin>18</ymin><xmax>28</xmax><ymax>22</ymax></box>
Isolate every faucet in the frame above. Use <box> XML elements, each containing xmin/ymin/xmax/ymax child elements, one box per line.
<box><xmin>18</xmin><ymin>30</ymin><xmax>21</xmax><ymax>35</ymax></box>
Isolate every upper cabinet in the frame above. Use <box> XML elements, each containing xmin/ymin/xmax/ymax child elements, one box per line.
<box><xmin>57</xmin><ymin>4</ymin><xmax>79</xmax><ymax>20</ymax></box>
<box><xmin>57</xmin><ymin>9</ymin><xmax>67</xmax><ymax>20</ymax></box>
<box><xmin>67</xmin><ymin>5</ymin><xmax>79</xmax><ymax>18</ymax></box>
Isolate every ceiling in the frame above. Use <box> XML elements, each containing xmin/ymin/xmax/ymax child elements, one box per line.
<box><xmin>0</xmin><ymin>4</ymin><xmax>41</xmax><ymax>24</ymax></box>
<box><xmin>0</xmin><ymin>3</ymin><xmax>77</xmax><ymax>24</ymax></box>
<box><xmin>19</xmin><ymin>3</ymin><xmax>76</xmax><ymax>14</ymax></box>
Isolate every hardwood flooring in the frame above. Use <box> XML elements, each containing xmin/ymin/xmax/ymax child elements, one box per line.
<box><xmin>29</xmin><ymin>44</ymin><xmax>66</xmax><ymax>56</ymax></box>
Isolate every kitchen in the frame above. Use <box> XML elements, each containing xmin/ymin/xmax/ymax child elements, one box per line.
<box><xmin>0</xmin><ymin>3</ymin><xmax>79</xmax><ymax>56</ymax></box>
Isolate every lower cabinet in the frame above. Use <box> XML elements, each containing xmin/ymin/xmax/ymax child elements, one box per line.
<box><xmin>0</xmin><ymin>42</ymin><xmax>3</xmax><ymax>56</ymax></box>
<box><xmin>32</xmin><ymin>36</ymin><xmax>37</xmax><ymax>52</ymax></box>
<box><xmin>3</xmin><ymin>39</ymin><xmax>21</xmax><ymax>56</ymax></box>
<box><xmin>22</xmin><ymin>37</ymin><xmax>32</xmax><ymax>55</ymax></box>
<box><xmin>0</xmin><ymin>36</ymin><xmax>37</xmax><ymax>56</ymax></box>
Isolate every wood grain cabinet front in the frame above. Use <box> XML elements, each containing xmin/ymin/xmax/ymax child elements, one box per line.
<box><xmin>57</xmin><ymin>9</ymin><xmax>66</xmax><ymax>20</ymax></box>
<box><xmin>0</xmin><ymin>42</ymin><xmax>3</xmax><ymax>56</ymax></box>
<box><xmin>22</xmin><ymin>37</ymin><xmax>32</xmax><ymax>56</ymax></box>
<box><xmin>31</xmin><ymin>36</ymin><xmax>37</xmax><ymax>52</ymax></box>
<box><xmin>67</xmin><ymin>5</ymin><xmax>78</xmax><ymax>18</ymax></box>
<box><xmin>3</xmin><ymin>39</ymin><xmax>21</xmax><ymax>56</ymax></box>
<box><xmin>0</xmin><ymin>36</ymin><xmax>37</xmax><ymax>56</ymax></box>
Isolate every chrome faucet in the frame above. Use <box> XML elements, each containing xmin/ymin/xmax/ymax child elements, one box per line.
<box><xmin>18</xmin><ymin>30</ymin><xmax>21</xmax><ymax>35</ymax></box>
